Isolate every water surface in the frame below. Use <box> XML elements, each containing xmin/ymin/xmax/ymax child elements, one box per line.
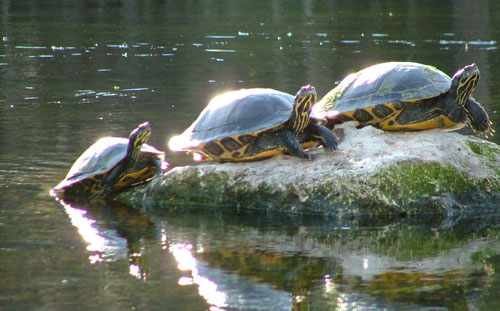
<box><xmin>2</xmin><ymin>0</ymin><xmax>500</xmax><ymax>310</ymax></box>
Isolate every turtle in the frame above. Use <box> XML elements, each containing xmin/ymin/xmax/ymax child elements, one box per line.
<box><xmin>53</xmin><ymin>122</ymin><xmax>167</xmax><ymax>197</ymax></box>
<box><xmin>168</xmin><ymin>85</ymin><xmax>338</xmax><ymax>162</ymax></box>
<box><xmin>311</xmin><ymin>62</ymin><xmax>493</xmax><ymax>135</ymax></box>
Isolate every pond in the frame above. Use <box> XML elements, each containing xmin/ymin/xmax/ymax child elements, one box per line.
<box><xmin>1</xmin><ymin>0</ymin><xmax>500</xmax><ymax>310</ymax></box>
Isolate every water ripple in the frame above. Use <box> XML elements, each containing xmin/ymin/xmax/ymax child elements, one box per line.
<box><xmin>388</xmin><ymin>40</ymin><xmax>416</xmax><ymax>47</ymax></box>
<box><xmin>205</xmin><ymin>49</ymin><xmax>236</xmax><ymax>53</ymax></box>
<box><xmin>205</xmin><ymin>35</ymin><xmax>236</xmax><ymax>39</ymax></box>
<box><xmin>468</xmin><ymin>40</ymin><xmax>496</xmax><ymax>46</ymax></box>
<box><xmin>340</xmin><ymin>40</ymin><xmax>360</xmax><ymax>44</ymax></box>
<box><xmin>107</xmin><ymin>43</ymin><xmax>129</xmax><ymax>49</ymax></box>
<box><xmin>122</xmin><ymin>88</ymin><xmax>149</xmax><ymax>92</ymax></box>
<box><xmin>15</xmin><ymin>45</ymin><xmax>46</xmax><ymax>49</ymax></box>
<box><xmin>74</xmin><ymin>90</ymin><xmax>96</xmax><ymax>97</ymax></box>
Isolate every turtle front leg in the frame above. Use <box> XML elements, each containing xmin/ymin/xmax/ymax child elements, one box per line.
<box><xmin>277</xmin><ymin>130</ymin><xmax>312</xmax><ymax>159</ymax></box>
<box><xmin>98</xmin><ymin>161</ymin><xmax>125</xmax><ymax>198</ymax></box>
<box><xmin>441</xmin><ymin>96</ymin><xmax>467</xmax><ymax>124</ymax></box>
<box><xmin>153</xmin><ymin>158</ymin><xmax>164</xmax><ymax>177</ymax></box>
<box><xmin>305</xmin><ymin>123</ymin><xmax>338</xmax><ymax>151</ymax></box>
<box><xmin>465</xmin><ymin>98</ymin><xmax>492</xmax><ymax>134</ymax></box>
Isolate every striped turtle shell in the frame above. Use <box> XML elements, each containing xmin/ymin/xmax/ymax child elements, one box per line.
<box><xmin>311</xmin><ymin>62</ymin><xmax>451</xmax><ymax>119</ymax></box>
<box><xmin>169</xmin><ymin>88</ymin><xmax>299</xmax><ymax>160</ymax></box>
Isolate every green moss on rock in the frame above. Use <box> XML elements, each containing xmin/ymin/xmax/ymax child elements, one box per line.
<box><xmin>289</xmin><ymin>161</ymin><xmax>498</xmax><ymax>215</ymax></box>
<box><xmin>374</xmin><ymin>162</ymin><xmax>473</xmax><ymax>201</ymax></box>
<box><xmin>468</xmin><ymin>141</ymin><xmax>498</xmax><ymax>156</ymax></box>
<box><xmin>154</xmin><ymin>169</ymin><xmax>232</xmax><ymax>205</ymax></box>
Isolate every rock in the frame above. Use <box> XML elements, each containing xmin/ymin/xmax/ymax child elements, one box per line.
<box><xmin>116</xmin><ymin>122</ymin><xmax>500</xmax><ymax>216</ymax></box>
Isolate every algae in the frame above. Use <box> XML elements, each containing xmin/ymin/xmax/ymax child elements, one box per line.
<box><xmin>367</xmin><ymin>161</ymin><xmax>500</xmax><ymax>211</ymax></box>
<box><xmin>291</xmin><ymin>160</ymin><xmax>494</xmax><ymax>215</ymax></box>
<box><xmin>468</xmin><ymin>141</ymin><xmax>498</xmax><ymax>156</ymax></box>
<box><xmin>155</xmin><ymin>169</ymin><xmax>232</xmax><ymax>205</ymax></box>
<box><xmin>468</xmin><ymin>140</ymin><xmax>500</xmax><ymax>178</ymax></box>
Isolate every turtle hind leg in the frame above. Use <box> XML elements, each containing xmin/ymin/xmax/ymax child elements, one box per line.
<box><xmin>305</xmin><ymin>123</ymin><xmax>338</xmax><ymax>151</ymax></box>
<box><xmin>326</xmin><ymin>114</ymin><xmax>355</xmax><ymax>130</ymax></box>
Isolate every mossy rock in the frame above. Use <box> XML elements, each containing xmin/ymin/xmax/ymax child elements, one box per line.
<box><xmin>117</xmin><ymin>123</ymin><xmax>500</xmax><ymax>216</ymax></box>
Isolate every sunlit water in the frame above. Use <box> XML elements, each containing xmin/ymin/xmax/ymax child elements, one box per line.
<box><xmin>2</xmin><ymin>0</ymin><xmax>500</xmax><ymax>310</ymax></box>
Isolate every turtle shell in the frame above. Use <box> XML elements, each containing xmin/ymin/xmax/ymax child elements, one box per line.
<box><xmin>54</xmin><ymin>137</ymin><xmax>164</xmax><ymax>191</ymax></box>
<box><xmin>311</xmin><ymin>62</ymin><xmax>452</xmax><ymax>118</ymax></box>
<box><xmin>169</xmin><ymin>88</ymin><xmax>295</xmax><ymax>152</ymax></box>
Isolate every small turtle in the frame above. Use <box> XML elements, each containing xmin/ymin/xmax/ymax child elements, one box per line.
<box><xmin>168</xmin><ymin>85</ymin><xmax>338</xmax><ymax>162</ymax></box>
<box><xmin>53</xmin><ymin>122</ymin><xmax>167</xmax><ymax>197</ymax></box>
<box><xmin>311</xmin><ymin>62</ymin><xmax>493</xmax><ymax>135</ymax></box>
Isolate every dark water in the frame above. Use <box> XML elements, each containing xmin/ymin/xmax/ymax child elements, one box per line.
<box><xmin>2</xmin><ymin>0</ymin><xmax>500</xmax><ymax>310</ymax></box>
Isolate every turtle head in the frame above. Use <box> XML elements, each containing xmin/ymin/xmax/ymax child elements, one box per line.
<box><xmin>450</xmin><ymin>63</ymin><xmax>479</xmax><ymax>106</ymax></box>
<box><xmin>128</xmin><ymin>121</ymin><xmax>152</xmax><ymax>163</ymax></box>
<box><xmin>290</xmin><ymin>85</ymin><xmax>316</xmax><ymax>134</ymax></box>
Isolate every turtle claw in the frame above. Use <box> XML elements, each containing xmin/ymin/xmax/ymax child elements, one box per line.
<box><xmin>474</xmin><ymin>124</ymin><xmax>495</xmax><ymax>139</ymax></box>
<box><xmin>307</xmin><ymin>153</ymin><xmax>317</xmax><ymax>160</ymax></box>
<box><xmin>485</xmin><ymin>123</ymin><xmax>495</xmax><ymax>138</ymax></box>
<box><xmin>322</xmin><ymin>139</ymin><xmax>338</xmax><ymax>152</ymax></box>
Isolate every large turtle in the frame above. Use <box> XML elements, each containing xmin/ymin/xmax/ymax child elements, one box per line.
<box><xmin>311</xmin><ymin>62</ymin><xmax>492</xmax><ymax>135</ymax></box>
<box><xmin>53</xmin><ymin>122</ymin><xmax>167</xmax><ymax>197</ymax></box>
<box><xmin>168</xmin><ymin>85</ymin><xmax>338</xmax><ymax>162</ymax></box>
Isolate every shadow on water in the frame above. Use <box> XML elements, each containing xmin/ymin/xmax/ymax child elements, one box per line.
<box><xmin>51</xmin><ymin>197</ymin><xmax>500</xmax><ymax>310</ymax></box>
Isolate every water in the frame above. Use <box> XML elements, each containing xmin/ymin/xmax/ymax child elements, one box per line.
<box><xmin>1</xmin><ymin>0</ymin><xmax>500</xmax><ymax>310</ymax></box>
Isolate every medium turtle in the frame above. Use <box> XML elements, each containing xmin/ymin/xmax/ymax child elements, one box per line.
<box><xmin>311</xmin><ymin>62</ymin><xmax>492</xmax><ymax>135</ymax></box>
<box><xmin>54</xmin><ymin>122</ymin><xmax>167</xmax><ymax>197</ymax></box>
<box><xmin>168</xmin><ymin>85</ymin><xmax>338</xmax><ymax>162</ymax></box>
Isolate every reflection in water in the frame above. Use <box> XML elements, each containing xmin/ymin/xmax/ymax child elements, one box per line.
<box><xmin>62</xmin><ymin>201</ymin><xmax>110</xmax><ymax>262</ymax></box>
<box><xmin>153</xmin><ymin>210</ymin><xmax>500</xmax><ymax>310</ymax></box>
<box><xmin>50</xmin><ymin>194</ymin><xmax>500</xmax><ymax>310</ymax></box>
<box><xmin>169</xmin><ymin>241</ymin><xmax>293</xmax><ymax>310</ymax></box>
<box><xmin>55</xmin><ymin>197</ymin><xmax>148</xmax><ymax>280</ymax></box>
<box><xmin>171</xmin><ymin>243</ymin><xmax>229</xmax><ymax>309</ymax></box>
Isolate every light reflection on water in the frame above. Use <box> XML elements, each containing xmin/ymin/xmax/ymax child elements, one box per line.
<box><xmin>5</xmin><ymin>35</ymin><xmax>497</xmax><ymax>67</ymax></box>
<box><xmin>171</xmin><ymin>243</ymin><xmax>230</xmax><ymax>309</ymax></box>
<box><xmin>58</xmin><ymin>199</ymin><xmax>128</xmax><ymax>263</ymax></box>
<box><xmin>170</xmin><ymin>241</ymin><xmax>292</xmax><ymax>311</ymax></box>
